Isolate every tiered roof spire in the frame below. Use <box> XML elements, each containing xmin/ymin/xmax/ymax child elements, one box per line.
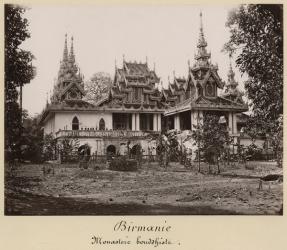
<box><xmin>63</xmin><ymin>34</ymin><xmax>68</xmax><ymax>62</ymax></box>
<box><xmin>222</xmin><ymin>56</ymin><xmax>244</xmax><ymax>103</ymax></box>
<box><xmin>194</xmin><ymin>11</ymin><xmax>211</xmax><ymax>67</ymax></box>
<box><xmin>69</xmin><ymin>36</ymin><xmax>75</xmax><ymax>64</ymax></box>
<box><xmin>51</xmin><ymin>34</ymin><xmax>84</xmax><ymax>103</ymax></box>
<box><xmin>227</xmin><ymin>58</ymin><xmax>238</xmax><ymax>88</ymax></box>
<box><xmin>198</xmin><ymin>11</ymin><xmax>207</xmax><ymax>48</ymax></box>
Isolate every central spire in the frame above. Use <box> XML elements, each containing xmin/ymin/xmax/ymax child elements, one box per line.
<box><xmin>197</xmin><ymin>11</ymin><xmax>207</xmax><ymax>48</ymax></box>
<box><xmin>194</xmin><ymin>11</ymin><xmax>211</xmax><ymax>67</ymax></box>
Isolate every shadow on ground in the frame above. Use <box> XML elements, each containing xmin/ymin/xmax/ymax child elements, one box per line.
<box><xmin>5</xmin><ymin>190</ymin><xmax>242</xmax><ymax>216</ymax></box>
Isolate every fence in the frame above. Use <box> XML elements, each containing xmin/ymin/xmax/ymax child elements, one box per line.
<box><xmin>88</xmin><ymin>154</ymin><xmax>159</xmax><ymax>164</ymax></box>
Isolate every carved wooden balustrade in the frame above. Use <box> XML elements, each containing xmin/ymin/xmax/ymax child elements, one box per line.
<box><xmin>55</xmin><ymin>129</ymin><xmax>160</xmax><ymax>138</ymax></box>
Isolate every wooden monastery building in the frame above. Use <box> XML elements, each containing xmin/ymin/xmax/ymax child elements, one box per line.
<box><xmin>40</xmin><ymin>13</ymin><xmax>248</xmax><ymax>158</ymax></box>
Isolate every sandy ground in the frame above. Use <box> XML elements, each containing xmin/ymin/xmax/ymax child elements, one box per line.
<box><xmin>5</xmin><ymin>161</ymin><xmax>283</xmax><ymax>215</ymax></box>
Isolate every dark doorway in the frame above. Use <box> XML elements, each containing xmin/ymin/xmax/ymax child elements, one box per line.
<box><xmin>72</xmin><ymin>116</ymin><xmax>79</xmax><ymax>130</ymax></box>
<box><xmin>107</xmin><ymin>145</ymin><xmax>116</xmax><ymax>156</ymax></box>
<box><xmin>113</xmin><ymin>113</ymin><xmax>132</xmax><ymax>130</ymax></box>
<box><xmin>78</xmin><ymin>144</ymin><xmax>91</xmax><ymax>156</ymax></box>
<box><xmin>130</xmin><ymin>144</ymin><xmax>141</xmax><ymax>157</ymax></box>
<box><xmin>99</xmin><ymin>118</ymin><xmax>105</xmax><ymax>130</ymax></box>
<box><xmin>140</xmin><ymin>113</ymin><xmax>153</xmax><ymax>131</ymax></box>
<box><xmin>180</xmin><ymin>111</ymin><xmax>191</xmax><ymax>130</ymax></box>
<box><xmin>166</xmin><ymin>116</ymin><xmax>174</xmax><ymax>130</ymax></box>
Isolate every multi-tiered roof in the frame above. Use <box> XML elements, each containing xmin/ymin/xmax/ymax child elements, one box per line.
<box><xmin>51</xmin><ymin>35</ymin><xmax>85</xmax><ymax>104</ymax></box>
<box><xmin>41</xmin><ymin>12</ymin><xmax>248</xmax><ymax>126</ymax></box>
<box><xmin>40</xmin><ymin>35</ymin><xmax>94</xmax><ymax>125</ymax></box>
<box><xmin>164</xmin><ymin>12</ymin><xmax>248</xmax><ymax>116</ymax></box>
<box><xmin>98</xmin><ymin>59</ymin><xmax>165</xmax><ymax>112</ymax></box>
<box><xmin>222</xmin><ymin>61</ymin><xmax>245</xmax><ymax>104</ymax></box>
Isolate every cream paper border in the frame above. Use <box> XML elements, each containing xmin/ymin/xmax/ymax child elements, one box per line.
<box><xmin>0</xmin><ymin>1</ymin><xmax>286</xmax><ymax>250</ymax></box>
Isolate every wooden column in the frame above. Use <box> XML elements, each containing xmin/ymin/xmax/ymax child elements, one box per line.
<box><xmin>146</xmin><ymin>114</ymin><xmax>150</xmax><ymax>130</ymax></box>
<box><xmin>198</xmin><ymin>110</ymin><xmax>203</xmax><ymax>126</ymax></box>
<box><xmin>174</xmin><ymin>114</ymin><xmax>180</xmax><ymax>131</ymax></box>
<box><xmin>157</xmin><ymin>114</ymin><xmax>161</xmax><ymax>131</ymax></box>
<box><xmin>153</xmin><ymin>113</ymin><xmax>158</xmax><ymax>131</ymax></box>
<box><xmin>233</xmin><ymin>113</ymin><xmax>238</xmax><ymax>134</ymax></box>
<box><xmin>136</xmin><ymin>113</ymin><xmax>140</xmax><ymax>131</ymax></box>
<box><xmin>132</xmin><ymin>113</ymin><xmax>136</xmax><ymax>131</ymax></box>
<box><xmin>191</xmin><ymin>110</ymin><xmax>203</xmax><ymax>130</ymax></box>
<box><xmin>191</xmin><ymin>111</ymin><xmax>195</xmax><ymax>130</ymax></box>
<box><xmin>174</xmin><ymin>115</ymin><xmax>177</xmax><ymax>130</ymax></box>
<box><xmin>228</xmin><ymin>112</ymin><xmax>233</xmax><ymax>134</ymax></box>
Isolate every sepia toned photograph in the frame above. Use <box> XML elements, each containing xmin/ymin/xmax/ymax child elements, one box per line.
<box><xmin>4</xmin><ymin>4</ymin><xmax>283</xmax><ymax>215</ymax></box>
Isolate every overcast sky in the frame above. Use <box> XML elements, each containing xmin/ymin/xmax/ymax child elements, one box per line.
<box><xmin>21</xmin><ymin>4</ymin><xmax>245</xmax><ymax>116</ymax></box>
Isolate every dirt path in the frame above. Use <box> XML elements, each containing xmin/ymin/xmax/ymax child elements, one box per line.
<box><xmin>5</xmin><ymin>162</ymin><xmax>283</xmax><ymax>215</ymax></box>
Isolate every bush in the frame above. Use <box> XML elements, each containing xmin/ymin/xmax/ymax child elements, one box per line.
<box><xmin>109</xmin><ymin>156</ymin><xmax>138</xmax><ymax>172</ymax></box>
<box><xmin>245</xmin><ymin>144</ymin><xmax>264</xmax><ymax>161</ymax></box>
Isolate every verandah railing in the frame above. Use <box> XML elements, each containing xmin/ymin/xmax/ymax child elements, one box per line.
<box><xmin>56</xmin><ymin>130</ymin><xmax>160</xmax><ymax>138</ymax></box>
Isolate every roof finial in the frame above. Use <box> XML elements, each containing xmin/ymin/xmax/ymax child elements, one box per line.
<box><xmin>200</xmin><ymin>10</ymin><xmax>203</xmax><ymax>33</ymax></box>
<box><xmin>188</xmin><ymin>59</ymin><xmax>190</xmax><ymax>68</ymax></box>
<box><xmin>197</xmin><ymin>11</ymin><xmax>207</xmax><ymax>47</ymax></box>
<box><xmin>69</xmin><ymin>36</ymin><xmax>75</xmax><ymax>63</ymax></box>
<box><xmin>194</xmin><ymin>11</ymin><xmax>210</xmax><ymax>66</ymax></box>
<box><xmin>153</xmin><ymin>62</ymin><xmax>156</xmax><ymax>71</ymax></box>
<box><xmin>146</xmin><ymin>56</ymin><xmax>148</xmax><ymax>65</ymax></box>
<box><xmin>122</xmin><ymin>54</ymin><xmax>125</xmax><ymax>63</ymax></box>
<box><xmin>63</xmin><ymin>33</ymin><xmax>68</xmax><ymax>62</ymax></box>
<box><xmin>115</xmin><ymin>58</ymin><xmax>117</xmax><ymax>69</ymax></box>
<box><xmin>46</xmin><ymin>92</ymin><xmax>49</xmax><ymax>105</ymax></box>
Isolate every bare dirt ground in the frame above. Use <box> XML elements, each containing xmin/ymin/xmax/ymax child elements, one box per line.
<box><xmin>5</xmin><ymin>161</ymin><xmax>283</xmax><ymax>215</ymax></box>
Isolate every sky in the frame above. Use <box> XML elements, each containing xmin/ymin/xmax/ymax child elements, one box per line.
<box><xmin>21</xmin><ymin>4</ymin><xmax>245</xmax><ymax>116</ymax></box>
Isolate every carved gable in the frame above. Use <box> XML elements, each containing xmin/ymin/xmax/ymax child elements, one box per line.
<box><xmin>204</xmin><ymin>78</ymin><xmax>217</xmax><ymax>97</ymax></box>
<box><xmin>66</xmin><ymin>86</ymin><xmax>82</xmax><ymax>100</ymax></box>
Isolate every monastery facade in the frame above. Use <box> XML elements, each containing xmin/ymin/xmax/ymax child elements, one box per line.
<box><xmin>40</xmin><ymin>13</ymin><xmax>248</xmax><ymax>157</ymax></box>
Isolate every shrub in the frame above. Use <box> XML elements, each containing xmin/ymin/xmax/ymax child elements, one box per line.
<box><xmin>245</xmin><ymin>144</ymin><xmax>264</xmax><ymax>161</ymax></box>
<box><xmin>109</xmin><ymin>156</ymin><xmax>138</xmax><ymax>172</ymax></box>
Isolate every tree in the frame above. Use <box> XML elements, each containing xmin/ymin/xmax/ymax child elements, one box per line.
<box><xmin>156</xmin><ymin>130</ymin><xmax>181</xmax><ymax>169</ymax></box>
<box><xmin>191</xmin><ymin>122</ymin><xmax>204</xmax><ymax>172</ymax></box>
<box><xmin>84</xmin><ymin>72</ymin><xmax>112</xmax><ymax>104</ymax></box>
<box><xmin>5</xmin><ymin>4</ymin><xmax>36</xmax><ymax>161</ymax></box>
<box><xmin>192</xmin><ymin>114</ymin><xmax>230</xmax><ymax>174</ymax></box>
<box><xmin>43</xmin><ymin>133</ymin><xmax>57</xmax><ymax>161</ymax></box>
<box><xmin>224</xmin><ymin>4</ymin><xmax>283</xmax><ymax>122</ymax></box>
<box><xmin>223</xmin><ymin>5</ymin><xmax>283</xmax><ymax>166</ymax></box>
<box><xmin>21</xmin><ymin>114</ymin><xmax>44</xmax><ymax>163</ymax></box>
<box><xmin>59</xmin><ymin>138</ymin><xmax>80</xmax><ymax>163</ymax></box>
